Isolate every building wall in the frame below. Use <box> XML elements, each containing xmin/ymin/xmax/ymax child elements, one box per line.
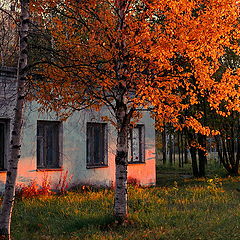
<box><xmin>0</xmin><ymin>68</ymin><xmax>156</xmax><ymax>192</ymax></box>
<box><xmin>0</xmin><ymin>67</ymin><xmax>16</xmax><ymax>117</ymax></box>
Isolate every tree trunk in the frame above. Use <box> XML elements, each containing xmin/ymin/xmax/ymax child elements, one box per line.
<box><xmin>113</xmin><ymin>0</ymin><xmax>132</xmax><ymax>222</ymax></box>
<box><xmin>184</xmin><ymin>134</ymin><xmax>188</xmax><ymax>164</ymax></box>
<box><xmin>162</xmin><ymin>126</ymin><xmax>166</xmax><ymax>164</ymax></box>
<box><xmin>113</xmin><ymin>0</ymin><xmax>130</xmax><ymax>222</ymax></box>
<box><xmin>188</xmin><ymin>132</ymin><xmax>199</xmax><ymax>177</ymax></box>
<box><xmin>235</xmin><ymin>123</ymin><xmax>240</xmax><ymax>175</ymax></box>
<box><xmin>0</xmin><ymin>1</ymin><xmax>29</xmax><ymax>239</ymax></box>
<box><xmin>198</xmin><ymin>134</ymin><xmax>206</xmax><ymax>177</ymax></box>
<box><xmin>181</xmin><ymin>133</ymin><xmax>184</xmax><ymax>167</ymax></box>
<box><xmin>178</xmin><ymin>133</ymin><xmax>181</xmax><ymax>167</ymax></box>
<box><xmin>114</xmin><ymin>124</ymin><xmax>128</xmax><ymax>221</ymax></box>
<box><xmin>173</xmin><ymin>134</ymin><xmax>176</xmax><ymax>164</ymax></box>
<box><xmin>190</xmin><ymin>145</ymin><xmax>199</xmax><ymax>177</ymax></box>
<box><xmin>215</xmin><ymin>135</ymin><xmax>233</xmax><ymax>174</ymax></box>
<box><xmin>114</xmin><ymin>100</ymin><xmax>130</xmax><ymax>221</ymax></box>
<box><xmin>169</xmin><ymin>134</ymin><xmax>173</xmax><ymax>165</ymax></box>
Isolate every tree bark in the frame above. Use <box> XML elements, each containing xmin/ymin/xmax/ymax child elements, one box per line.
<box><xmin>178</xmin><ymin>133</ymin><xmax>181</xmax><ymax>167</ymax></box>
<box><xmin>162</xmin><ymin>125</ymin><xmax>166</xmax><ymax>164</ymax></box>
<box><xmin>184</xmin><ymin>133</ymin><xmax>188</xmax><ymax>164</ymax></box>
<box><xmin>113</xmin><ymin>0</ymin><xmax>130</xmax><ymax>222</ymax></box>
<box><xmin>235</xmin><ymin>122</ymin><xmax>240</xmax><ymax>175</ymax></box>
<box><xmin>234</xmin><ymin>136</ymin><xmax>240</xmax><ymax>175</ymax></box>
<box><xmin>169</xmin><ymin>134</ymin><xmax>173</xmax><ymax>165</ymax></box>
<box><xmin>173</xmin><ymin>134</ymin><xmax>176</xmax><ymax>164</ymax></box>
<box><xmin>215</xmin><ymin>135</ymin><xmax>232</xmax><ymax>173</ymax></box>
<box><xmin>114</xmin><ymin>99</ymin><xmax>131</xmax><ymax>221</ymax></box>
<box><xmin>188</xmin><ymin>132</ymin><xmax>199</xmax><ymax>177</ymax></box>
<box><xmin>114</xmin><ymin>122</ymin><xmax>128</xmax><ymax>220</ymax></box>
<box><xmin>198</xmin><ymin>134</ymin><xmax>206</xmax><ymax>177</ymax></box>
<box><xmin>0</xmin><ymin>1</ymin><xmax>29</xmax><ymax>239</ymax></box>
<box><xmin>190</xmin><ymin>145</ymin><xmax>199</xmax><ymax>177</ymax></box>
<box><xmin>181</xmin><ymin>133</ymin><xmax>184</xmax><ymax>167</ymax></box>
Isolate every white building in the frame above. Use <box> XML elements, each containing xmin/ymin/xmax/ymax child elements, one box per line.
<box><xmin>0</xmin><ymin>67</ymin><xmax>156</xmax><ymax>192</ymax></box>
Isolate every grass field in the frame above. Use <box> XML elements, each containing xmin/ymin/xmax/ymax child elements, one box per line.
<box><xmin>2</xmin><ymin>164</ymin><xmax>240</xmax><ymax>240</ymax></box>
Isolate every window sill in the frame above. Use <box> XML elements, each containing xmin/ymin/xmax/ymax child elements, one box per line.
<box><xmin>128</xmin><ymin>162</ymin><xmax>146</xmax><ymax>165</ymax></box>
<box><xmin>36</xmin><ymin>168</ymin><xmax>63</xmax><ymax>172</ymax></box>
<box><xmin>0</xmin><ymin>169</ymin><xmax>7</xmax><ymax>173</ymax></box>
<box><xmin>86</xmin><ymin>165</ymin><xmax>108</xmax><ymax>169</ymax></box>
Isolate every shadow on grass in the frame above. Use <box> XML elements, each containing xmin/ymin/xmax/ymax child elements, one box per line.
<box><xmin>61</xmin><ymin>215</ymin><xmax>116</xmax><ymax>233</ymax></box>
<box><xmin>21</xmin><ymin>212</ymin><xmax>142</xmax><ymax>239</ymax></box>
<box><xmin>15</xmin><ymin>213</ymin><xmax>117</xmax><ymax>238</ymax></box>
<box><xmin>156</xmin><ymin>162</ymin><xmax>229</xmax><ymax>188</ymax></box>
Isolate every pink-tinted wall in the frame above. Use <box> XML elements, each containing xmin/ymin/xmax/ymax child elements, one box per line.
<box><xmin>0</xmin><ymin>106</ymin><xmax>156</xmax><ymax>192</ymax></box>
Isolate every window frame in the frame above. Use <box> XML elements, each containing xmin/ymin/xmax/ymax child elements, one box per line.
<box><xmin>0</xmin><ymin>118</ymin><xmax>10</xmax><ymax>171</ymax></box>
<box><xmin>128</xmin><ymin>124</ymin><xmax>145</xmax><ymax>164</ymax></box>
<box><xmin>37</xmin><ymin>120</ymin><xmax>63</xmax><ymax>170</ymax></box>
<box><xmin>86</xmin><ymin>122</ymin><xmax>108</xmax><ymax>168</ymax></box>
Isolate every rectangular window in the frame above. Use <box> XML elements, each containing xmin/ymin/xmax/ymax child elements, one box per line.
<box><xmin>87</xmin><ymin>122</ymin><xmax>107</xmax><ymax>167</ymax></box>
<box><xmin>37</xmin><ymin>121</ymin><xmax>61</xmax><ymax>169</ymax></box>
<box><xmin>129</xmin><ymin>125</ymin><xmax>145</xmax><ymax>163</ymax></box>
<box><xmin>0</xmin><ymin>119</ymin><xmax>9</xmax><ymax>170</ymax></box>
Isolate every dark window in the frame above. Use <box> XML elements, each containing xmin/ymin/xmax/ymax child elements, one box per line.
<box><xmin>87</xmin><ymin>123</ymin><xmax>107</xmax><ymax>167</ymax></box>
<box><xmin>0</xmin><ymin>119</ymin><xmax>9</xmax><ymax>170</ymax></box>
<box><xmin>129</xmin><ymin>125</ymin><xmax>145</xmax><ymax>163</ymax></box>
<box><xmin>37</xmin><ymin>121</ymin><xmax>61</xmax><ymax>169</ymax></box>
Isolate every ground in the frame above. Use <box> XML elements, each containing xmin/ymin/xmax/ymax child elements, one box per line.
<box><xmin>0</xmin><ymin>162</ymin><xmax>238</xmax><ymax>240</ymax></box>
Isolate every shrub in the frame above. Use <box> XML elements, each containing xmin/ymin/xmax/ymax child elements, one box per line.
<box><xmin>16</xmin><ymin>176</ymin><xmax>52</xmax><ymax>198</ymax></box>
<box><xmin>15</xmin><ymin>171</ymin><xmax>72</xmax><ymax>198</ymax></box>
<box><xmin>55</xmin><ymin>170</ymin><xmax>72</xmax><ymax>195</ymax></box>
<box><xmin>127</xmin><ymin>177</ymin><xmax>140</xmax><ymax>187</ymax></box>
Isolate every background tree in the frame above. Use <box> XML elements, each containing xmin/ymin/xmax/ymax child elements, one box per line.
<box><xmin>0</xmin><ymin>0</ymin><xmax>30</xmax><ymax>239</ymax></box>
<box><xmin>146</xmin><ymin>0</ymin><xmax>240</xmax><ymax>177</ymax></box>
<box><xmin>0</xmin><ymin>0</ymin><xmax>18</xmax><ymax>67</ymax></box>
<box><xmin>210</xmin><ymin>49</ymin><xmax>240</xmax><ymax>175</ymax></box>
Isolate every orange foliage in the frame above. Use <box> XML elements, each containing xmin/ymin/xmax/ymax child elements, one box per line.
<box><xmin>29</xmin><ymin>0</ymin><xmax>240</xmax><ymax>135</ymax></box>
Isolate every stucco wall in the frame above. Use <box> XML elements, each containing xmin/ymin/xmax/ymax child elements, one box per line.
<box><xmin>0</xmin><ymin>106</ymin><xmax>156</xmax><ymax>192</ymax></box>
<box><xmin>0</xmin><ymin>67</ymin><xmax>16</xmax><ymax>118</ymax></box>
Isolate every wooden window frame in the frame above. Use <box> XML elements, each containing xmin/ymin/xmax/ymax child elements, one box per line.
<box><xmin>86</xmin><ymin>122</ymin><xmax>108</xmax><ymax>168</ymax></box>
<box><xmin>37</xmin><ymin>120</ymin><xmax>62</xmax><ymax>170</ymax></box>
<box><xmin>0</xmin><ymin>118</ymin><xmax>10</xmax><ymax>171</ymax></box>
<box><xmin>128</xmin><ymin>124</ymin><xmax>145</xmax><ymax>164</ymax></box>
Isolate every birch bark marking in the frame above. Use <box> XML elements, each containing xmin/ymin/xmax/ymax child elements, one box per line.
<box><xmin>114</xmin><ymin>100</ymin><xmax>129</xmax><ymax>220</ymax></box>
<box><xmin>0</xmin><ymin>0</ymin><xmax>29</xmax><ymax>239</ymax></box>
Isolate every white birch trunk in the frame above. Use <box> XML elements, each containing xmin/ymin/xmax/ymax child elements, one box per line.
<box><xmin>113</xmin><ymin>0</ymin><xmax>130</xmax><ymax>221</ymax></box>
<box><xmin>114</xmin><ymin>102</ymin><xmax>129</xmax><ymax>221</ymax></box>
<box><xmin>0</xmin><ymin>0</ymin><xmax>29</xmax><ymax>239</ymax></box>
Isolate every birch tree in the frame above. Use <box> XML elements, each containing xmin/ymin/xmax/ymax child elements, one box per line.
<box><xmin>30</xmin><ymin>0</ymin><xmax>240</xmax><ymax>221</ymax></box>
<box><xmin>0</xmin><ymin>0</ymin><xmax>29</xmax><ymax>239</ymax></box>
<box><xmin>31</xmin><ymin>0</ymin><xmax>146</xmax><ymax>222</ymax></box>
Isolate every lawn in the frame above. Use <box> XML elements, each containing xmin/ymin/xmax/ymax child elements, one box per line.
<box><xmin>5</xmin><ymin>170</ymin><xmax>240</xmax><ymax>240</ymax></box>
